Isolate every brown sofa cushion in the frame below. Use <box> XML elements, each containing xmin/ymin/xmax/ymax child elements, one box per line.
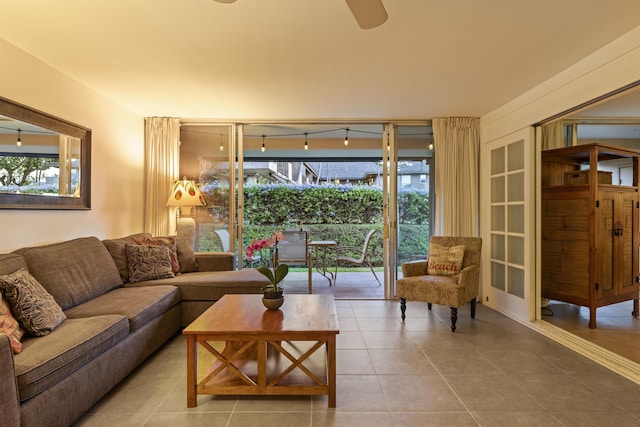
<box><xmin>13</xmin><ymin>315</ymin><xmax>129</xmax><ymax>402</ymax></box>
<box><xmin>14</xmin><ymin>237</ymin><xmax>123</xmax><ymax>311</ymax></box>
<box><xmin>64</xmin><ymin>285</ymin><xmax>180</xmax><ymax>332</ymax></box>
<box><xmin>128</xmin><ymin>269</ymin><xmax>270</xmax><ymax>301</ymax></box>
<box><xmin>102</xmin><ymin>233</ymin><xmax>152</xmax><ymax>283</ymax></box>
<box><xmin>176</xmin><ymin>235</ymin><xmax>198</xmax><ymax>273</ymax></box>
<box><xmin>0</xmin><ymin>253</ymin><xmax>28</xmax><ymax>275</ymax></box>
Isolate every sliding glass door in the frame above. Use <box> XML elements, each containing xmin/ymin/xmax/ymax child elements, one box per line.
<box><xmin>178</xmin><ymin>121</ymin><xmax>434</xmax><ymax>300</ymax></box>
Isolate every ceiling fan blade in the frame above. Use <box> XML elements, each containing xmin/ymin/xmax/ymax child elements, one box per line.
<box><xmin>345</xmin><ymin>0</ymin><xmax>388</xmax><ymax>29</ymax></box>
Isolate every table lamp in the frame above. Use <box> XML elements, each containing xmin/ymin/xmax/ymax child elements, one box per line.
<box><xmin>166</xmin><ymin>177</ymin><xmax>206</xmax><ymax>248</ymax></box>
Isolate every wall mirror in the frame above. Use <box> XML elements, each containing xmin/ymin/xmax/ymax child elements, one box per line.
<box><xmin>0</xmin><ymin>97</ymin><xmax>91</xmax><ymax>209</ymax></box>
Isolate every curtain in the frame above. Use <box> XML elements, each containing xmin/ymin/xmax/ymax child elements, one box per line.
<box><xmin>144</xmin><ymin>117</ymin><xmax>181</xmax><ymax>236</ymax></box>
<box><xmin>541</xmin><ymin>121</ymin><xmax>565</xmax><ymax>150</ymax></box>
<box><xmin>432</xmin><ymin>117</ymin><xmax>480</xmax><ymax>237</ymax></box>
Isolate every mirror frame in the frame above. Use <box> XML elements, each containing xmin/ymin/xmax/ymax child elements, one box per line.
<box><xmin>0</xmin><ymin>96</ymin><xmax>91</xmax><ymax>210</ymax></box>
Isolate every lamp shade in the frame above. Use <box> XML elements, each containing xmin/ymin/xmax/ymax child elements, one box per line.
<box><xmin>166</xmin><ymin>178</ymin><xmax>206</xmax><ymax>207</ymax></box>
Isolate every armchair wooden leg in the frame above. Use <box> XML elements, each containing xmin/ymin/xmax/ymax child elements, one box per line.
<box><xmin>450</xmin><ymin>307</ymin><xmax>457</xmax><ymax>332</ymax></box>
<box><xmin>470</xmin><ymin>298</ymin><xmax>477</xmax><ymax>319</ymax></box>
<box><xmin>400</xmin><ymin>298</ymin><xmax>406</xmax><ymax>321</ymax></box>
<box><xmin>427</xmin><ymin>303</ymin><xmax>432</xmax><ymax>310</ymax></box>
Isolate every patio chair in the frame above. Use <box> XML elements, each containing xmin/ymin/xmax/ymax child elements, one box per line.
<box><xmin>333</xmin><ymin>229</ymin><xmax>382</xmax><ymax>286</ymax></box>
<box><xmin>274</xmin><ymin>230</ymin><xmax>313</xmax><ymax>293</ymax></box>
<box><xmin>396</xmin><ymin>236</ymin><xmax>482</xmax><ymax>332</ymax></box>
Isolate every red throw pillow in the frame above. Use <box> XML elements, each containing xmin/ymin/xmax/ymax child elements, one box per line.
<box><xmin>0</xmin><ymin>293</ymin><xmax>25</xmax><ymax>354</ymax></box>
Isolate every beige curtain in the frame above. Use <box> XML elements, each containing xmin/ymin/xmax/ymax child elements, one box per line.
<box><xmin>541</xmin><ymin>121</ymin><xmax>565</xmax><ymax>150</ymax></box>
<box><xmin>432</xmin><ymin>117</ymin><xmax>480</xmax><ymax>237</ymax></box>
<box><xmin>144</xmin><ymin>117</ymin><xmax>181</xmax><ymax>236</ymax></box>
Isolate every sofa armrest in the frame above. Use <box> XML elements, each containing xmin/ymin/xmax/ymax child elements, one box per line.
<box><xmin>401</xmin><ymin>260</ymin><xmax>428</xmax><ymax>277</ymax></box>
<box><xmin>196</xmin><ymin>252</ymin><xmax>236</xmax><ymax>272</ymax></box>
<box><xmin>0</xmin><ymin>335</ymin><xmax>20</xmax><ymax>426</ymax></box>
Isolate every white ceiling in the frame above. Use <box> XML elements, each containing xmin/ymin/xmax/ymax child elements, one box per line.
<box><xmin>2</xmin><ymin>0</ymin><xmax>640</xmax><ymax>121</ymax></box>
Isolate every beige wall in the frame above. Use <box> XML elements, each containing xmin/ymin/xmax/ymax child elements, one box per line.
<box><xmin>0</xmin><ymin>38</ymin><xmax>145</xmax><ymax>251</ymax></box>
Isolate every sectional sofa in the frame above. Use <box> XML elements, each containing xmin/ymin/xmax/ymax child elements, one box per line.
<box><xmin>0</xmin><ymin>233</ymin><xmax>269</xmax><ymax>427</ymax></box>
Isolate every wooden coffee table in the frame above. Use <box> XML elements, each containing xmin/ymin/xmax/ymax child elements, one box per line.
<box><xmin>183</xmin><ymin>294</ymin><xmax>339</xmax><ymax>407</ymax></box>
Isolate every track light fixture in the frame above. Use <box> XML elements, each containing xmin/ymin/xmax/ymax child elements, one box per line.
<box><xmin>16</xmin><ymin>128</ymin><xmax>22</xmax><ymax>146</ymax></box>
<box><xmin>304</xmin><ymin>133</ymin><xmax>308</xmax><ymax>150</ymax></box>
<box><xmin>219</xmin><ymin>135</ymin><xmax>224</xmax><ymax>151</ymax></box>
<box><xmin>428</xmin><ymin>141</ymin><xmax>434</xmax><ymax>150</ymax></box>
<box><xmin>344</xmin><ymin>128</ymin><xmax>349</xmax><ymax>146</ymax></box>
<box><xmin>261</xmin><ymin>135</ymin><xmax>266</xmax><ymax>152</ymax></box>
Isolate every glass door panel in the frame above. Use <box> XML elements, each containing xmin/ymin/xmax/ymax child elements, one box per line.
<box><xmin>178</xmin><ymin>124</ymin><xmax>235</xmax><ymax>255</ymax></box>
<box><xmin>393</xmin><ymin>126</ymin><xmax>433</xmax><ymax>294</ymax></box>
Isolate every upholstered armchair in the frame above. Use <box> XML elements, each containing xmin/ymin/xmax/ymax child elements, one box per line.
<box><xmin>396</xmin><ymin>236</ymin><xmax>482</xmax><ymax>332</ymax></box>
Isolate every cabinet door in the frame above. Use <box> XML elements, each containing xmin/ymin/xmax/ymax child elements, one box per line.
<box><xmin>597</xmin><ymin>191</ymin><xmax>638</xmax><ymax>299</ymax></box>
<box><xmin>615</xmin><ymin>192</ymin><xmax>638</xmax><ymax>296</ymax></box>
<box><xmin>597</xmin><ymin>193</ymin><xmax>616</xmax><ymax>299</ymax></box>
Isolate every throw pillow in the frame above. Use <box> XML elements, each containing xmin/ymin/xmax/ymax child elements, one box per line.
<box><xmin>175</xmin><ymin>235</ymin><xmax>199</xmax><ymax>273</ymax></box>
<box><xmin>102</xmin><ymin>232</ymin><xmax>152</xmax><ymax>283</ymax></box>
<box><xmin>133</xmin><ymin>236</ymin><xmax>180</xmax><ymax>274</ymax></box>
<box><xmin>0</xmin><ymin>293</ymin><xmax>25</xmax><ymax>353</ymax></box>
<box><xmin>427</xmin><ymin>243</ymin><xmax>466</xmax><ymax>277</ymax></box>
<box><xmin>125</xmin><ymin>244</ymin><xmax>175</xmax><ymax>283</ymax></box>
<box><xmin>0</xmin><ymin>268</ymin><xmax>66</xmax><ymax>336</ymax></box>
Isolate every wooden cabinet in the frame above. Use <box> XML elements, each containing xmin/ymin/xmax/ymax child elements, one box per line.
<box><xmin>541</xmin><ymin>143</ymin><xmax>640</xmax><ymax>328</ymax></box>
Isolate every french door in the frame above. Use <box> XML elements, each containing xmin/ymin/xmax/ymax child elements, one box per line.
<box><xmin>482</xmin><ymin>127</ymin><xmax>536</xmax><ymax>322</ymax></box>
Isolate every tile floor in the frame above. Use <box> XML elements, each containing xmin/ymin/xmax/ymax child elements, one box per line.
<box><xmin>282</xmin><ymin>271</ymin><xmax>385</xmax><ymax>298</ymax></box>
<box><xmin>73</xmin><ymin>299</ymin><xmax>640</xmax><ymax>427</ymax></box>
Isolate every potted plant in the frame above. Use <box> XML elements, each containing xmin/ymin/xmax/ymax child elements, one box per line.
<box><xmin>257</xmin><ymin>264</ymin><xmax>288</xmax><ymax>309</ymax></box>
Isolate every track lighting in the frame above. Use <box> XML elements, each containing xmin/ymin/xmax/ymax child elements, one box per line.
<box><xmin>16</xmin><ymin>128</ymin><xmax>22</xmax><ymax>146</ymax></box>
<box><xmin>344</xmin><ymin>128</ymin><xmax>349</xmax><ymax>146</ymax></box>
<box><xmin>261</xmin><ymin>135</ymin><xmax>266</xmax><ymax>152</ymax></box>
<box><xmin>304</xmin><ymin>133</ymin><xmax>308</xmax><ymax>150</ymax></box>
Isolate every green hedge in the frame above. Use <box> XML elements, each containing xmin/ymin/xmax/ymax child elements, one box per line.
<box><xmin>197</xmin><ymin>184</ymin><xmax>430</xmax><ymax>267</ymax></box>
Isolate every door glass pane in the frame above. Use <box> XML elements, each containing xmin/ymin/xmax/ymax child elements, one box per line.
<box><xmin>507</xmin><ymin>172</ymin><xmax>524</xmax><ymax>202</ymax></box>
<box><xmin>507</xmin><ymin>139</ymin><xmax>524</xmax><ymax>171</ymax></box>
<box><xmin>507</xmin><ymin>205</ymin><xmax>524</xmax><ymax>233</ymax></box>
<box><xmin>491</xmin><ymin>262</ymin><xmax>505</xmax><ymax>290</ymax></box>
<box><xmin>508</xmin><ymin>236</ymin><xmax>524</xmax><ymax>265</ymax></box>
<box><xmin>178</xmin><ymin>124</ymin><xmax>232</xmax><ymax>252</ymax></box>
<box><xmin>491</xmin><ymin>176</ymin><xmax>505</xmax><ymax>203</ymax></box>
<box><xmin>491</xmin><ymin>206</ymin><xmax>505</xmax><ymax>231</ymax></box>
<box><xmin>396</xmin><ymin>126</ymin><xmax>433</xmax><ymax>269</ymax></box>
<box><xmin>508</xmin><ymin>266</ymin><xmax>525</xmax><ymax>298</ymax></box>
<box><xmin>491</xmin><ymin>234</ymin><xmax>505</xmax><ymax>261</ymax></box>
<box><xmin>491</xmin><ymin>146</ymin><xmax>505</xmax><ymax>174</ymax></box>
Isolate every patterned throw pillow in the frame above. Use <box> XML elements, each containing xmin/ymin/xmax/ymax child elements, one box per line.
<box><xmin>427</xmin><ymin>243</ymin><xmax>466</xmax><ymax>277</ymax></box>
<box><xmin>133</xmin><ymin>236</ymin><xmax>180</xmax><ymax>274</ymax></box>
<box><xmin>0</xmin><ymin>268</ymin><xmax>66</xmax><ymax>336</ymax></box>
<box><xmin>125</xmin><ymin>244</ymin><xmax>175</xmax><ymax>283</ymax></box>
<box><xmin>0</xmin><ymin>293</ymin><xmax>25</xmax><ymax>353</ymax></box>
